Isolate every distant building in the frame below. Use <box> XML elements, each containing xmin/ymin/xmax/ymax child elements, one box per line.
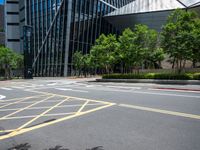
<box><xmin>0</xmin><ymin>4</ymin><xmax>5</xmax><ymax>46</ymax></box>
<box><xmin>4</xmin><ymin>0</ymin><xmax>200</xmax><ymax>76</ymax></box>
<box><xmin>4</xmin><ymin>0</ymin><xmax>21</xmax><ymax>53</ymax></box>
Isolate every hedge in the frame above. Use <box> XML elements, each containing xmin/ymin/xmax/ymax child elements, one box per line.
<box><xmin>102</xmin><ymin>73</ymin><xmax>200</xmax><ymax>80</ymax></box>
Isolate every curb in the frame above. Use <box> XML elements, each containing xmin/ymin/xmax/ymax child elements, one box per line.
<box><xmin>96</xmin><ymin>79</ymin><xmax>200</xmax><ymax>85</ymax></box>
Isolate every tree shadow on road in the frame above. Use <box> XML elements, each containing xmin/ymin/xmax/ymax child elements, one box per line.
<box><xmin>8</xmin><ymin>143</ymin><xmax>104</xmax><ymax>150</ymax></box>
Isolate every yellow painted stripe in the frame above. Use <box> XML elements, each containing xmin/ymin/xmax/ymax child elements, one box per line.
<box><xmin>0</xmin><ymin>95</ymin><xmax>45</xmax><ymax>103</ymax></box>
<box><xmin>0</xmin><ymin>95</ymin><xmax>55</xmax><ymax>120</ymax></box>
<box><xmin>0</xmin><ymin>129</ymin><xmax>15</xmax><ymax>133</ymax></box>
<box><xmin>119</xmin><ymin>104</ymin><xmax>200</xmax><ymax>120</ymax></box>
<box><xmin>0</xmin><ymin>99</ymin><xmax>63</xmax><ymax>104</ymax></box>
<box><xmin>0</xmin><ymin>103</ymin><xmax>104</xmax><ymax>112</ymax></box>
<box><xmin>17</xmin><ymin>97</ymin><xmax>70</xmax><ymax>130</ymax></box>
<box><xmin>0</xmin><ymin>103</ymin><xmax>115</xmax><ymax>140</ymax></box>
<box><xmin>76</xmin><ymin>100</ymin><xmax>89</xmax><ymax>114</ymax></box>
<box><xmin>0</xmin><ymin>112</ymin><xmax>76</xmax><ymax>121</ymax></box>
<box><xmin>29</xmin><ymin>90</ymin><xmax>114</xmax><ymax>105</ymax></box>
<box><xmin>0</xmin><ymin>95</ymin><xmax>45</xmax><ymax>109</ymax></box>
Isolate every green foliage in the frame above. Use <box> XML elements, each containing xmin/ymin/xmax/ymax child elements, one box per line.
<box><xmin>73</xmin><ymin>51</ymin><xmax>84</xmax><ymax>76</ymax></box>
<box><xmin>90</xmin><ymin>34</ymin><xmax>119</xmax><ymax>74</ymax></box>
<box><xmin>133</xmin><ymin>25</ymin><xmax>164</xmax><ymax>70</ymax></box>
<box><xmin>102</xmin><ymin>73</ymin><xmax>199</xmax><ymax>80</ymax></box>
<box><xmin>0</xmin><ymin>46</ymin><xmax>23</xmax><ymax>79</ymax></box>
<box><xmin>193</xmin><ymin>73</ymin><xmax>200</xmax><ymax>80</ymax></box>
<box><xmin>118</xmin><ymin>28</ymin><xmax>135</xmax><ymax>71</ymax></box>
<box><xmin>117</xmin><ymin>25</ymin><xmax>164</xmax><ymax>73</ymax></box>
<box><xmin>72</xmin><ymin>9</ymin><xmax>200</xmax><ymax>77</ymax></box>
<box><xmin>192</xmin><ymin>19</ymin><xmax>200</xmax><ymax>66</ymax></box>
<box><xmin>73</xmin><ymin>51</ymin><xmax>94</xmax><ymax>77</ymax></box>
<box><xmin>161</xmin><ymin>9</ymin><xmax>200</xmax><ymax>71</ymax></box>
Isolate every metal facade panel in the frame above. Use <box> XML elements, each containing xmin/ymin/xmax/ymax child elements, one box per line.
<box><xmin>24</xmin><ymin>0</ymin><xmax>128</xmax><ymax>76</ymax></box>
<box><xmin>106</xmin><ymin>0</ymin><xmax>185</xmax><ymax>16</ymax></box>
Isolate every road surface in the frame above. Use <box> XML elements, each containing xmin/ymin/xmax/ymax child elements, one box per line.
<box><xmin>0</xmin><ymin>78</ymin><xmax>199</xmax><ymax>150</ymax></box>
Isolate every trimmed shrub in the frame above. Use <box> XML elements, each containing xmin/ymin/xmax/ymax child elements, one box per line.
<box><xmin>153</xmin><ymin>74</ymin><xmax>191</xmax><ymax>80</ymax></box>
<box><xmin>102</xmin><ymin>73</ymin><xmax>199</xmax><ymax>80</ymax></box>
<box><xmin>193</xmin><ymin>73</ymin><xmax>200</xmax><ymax>80</ymax></box>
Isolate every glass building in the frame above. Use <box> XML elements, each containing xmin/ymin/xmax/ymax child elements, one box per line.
<box><xmin>5</xmin><ymin>0</ymin><xmax>200</xmax><ymax>77</ymax></box>
<box><xmin>24</xmin><ymin>0</ymin><xmax>134</xmax><ymax>77</ymax></box>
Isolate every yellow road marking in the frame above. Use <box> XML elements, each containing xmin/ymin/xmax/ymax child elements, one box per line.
<box><xmin>29</xmin><ymin>90</ymin><xmax>113</xmax><ymax>105</ymax></box>
<box><xmin>0</xmin><ymin>95</ymin><xmax>44</xmax><ymax>109</ymax></box>
<box><xmin>0</xmin><ymin>99</ymin><xmax>62</xmax><ymax>104</ymax></box>
<box><xmin>119</xmin><ymin>104</ymin><xmax>200</xmax><ymax>120</ymax></box>
<box><xmin>0</xmin><ymin>90</ymin><xmax>115</xmax><ymax>140</ymax></box>
<box><xmin>0</xmin><ymin>95</ymin><xmax>54</xmax><ymax>120</ymax></box>
<box><xmin>76</xmin><ymin>100</ymin><xmax>89</xmax><ymax>114</ymax></box>
<box><xmin>0</xmin><ymin>103</ymin><xmax>115</xmax><ymax>140</ymax></box>
<box><xmin>0</xmin><ymin>112</ymin><xmax>76</xmax><ymax>121</ymax></box>
<box><xmin>0</xmin><ymin>95</ymin><xmax>45</xmax><ymax>103</ymax></box>
<box><xmin>0</xmin><ymin>129</ymin><xmax>15</xmax><ymax>133</ymax></box>
<box><xmin>0</xmin><ymin>103</ymin><xmax>104</xmax><ymax>112</ymax></box>
<box><xmin>17</xmin><ymin>97</ymin><xmax>70</xmax><ymax>130</ymax></box>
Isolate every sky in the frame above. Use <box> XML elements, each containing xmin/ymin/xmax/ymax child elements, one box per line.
<box><xmin>0</xmin><ymin>0</ymin><xmax>199</xmax><ymax>5</ymax></box>
<box><xmin>0</xmin><ymin>0</ymin><xmax>4</xmax><ymax>4</ymax></box>
<box><xmin>0</xmin><ymin>0</ymin><xmax>4</xmax><ymax>5</ymax></box>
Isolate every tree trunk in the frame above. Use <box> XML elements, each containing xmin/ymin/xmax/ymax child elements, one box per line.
<box><xmin>192</xmin><ymin>59</ymin><xmax>196</xmax><ymax>68</ymax></box>
<box><xmin>172</xmin><ymin>58</ymin><xmax>175</xmax><ymax>69</ymax></box>
<box><xmin>120</xmin><ymin>62</ymin><xmax>123</xmax><ymax>74</ymax></box>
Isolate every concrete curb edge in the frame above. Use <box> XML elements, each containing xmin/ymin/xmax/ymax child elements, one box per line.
<box><xmin>96</xmin><ymin>79</ymin><xmax>200</xmax><ymax>85</ymax></box>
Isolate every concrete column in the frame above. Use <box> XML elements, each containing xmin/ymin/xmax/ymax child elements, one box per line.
<box><xmin>64</xmin><ymin>0</ymin><xmax>72</xmax><ymax>77</ymax></box>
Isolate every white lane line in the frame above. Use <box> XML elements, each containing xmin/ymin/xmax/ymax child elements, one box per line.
<box><xmin>55</xmin><ymin>88</ymin><xmax>88</xmax><ymax>93</ymax></box>
<box><xmin>130</xmin><ymin>90</ymin><xmax>200</xmax><ymax>98</ymax></box>
<box><xmin>11</xmin><ymin>86</ymin><xmax>25</xmax><ymax>89</ymax></box>
<box><xmin>148</xmin><ymin>88</ymin><xmax>200</xmax><ymax>93</ymax></box>
<box><xmin>107</xmin><ymin>85</ymin><xmax>141</xmax><ymax>90</ymax></box>
<box><xmin>86</xmin><ymin>85</ymin><xmax>94</xmax><ymax>88</ymax></box>
<box><xmin>119</xmin><ymin>104</ymin><xmax>200</xmax><ymax>120</ymax></box>
<box><xmin>0</xmin><ymin>95</ymin><xmax>6</xmax><ymax>100</ymax></box>
<box><xmin>81</xmin><ymin>87</ymin><xmax>200</xmax><ymax>98</ymax></box>
<box><xmin>47</xmin><ymin>83</ymin><xmax>57</xmax><ymax>86</ymax></box>
<box><xmin>94</xmin><ymin>85</ymin><xmax>103</xmax><ymax>87</ymax></box>
<box><xmin>0</xmin><ymin>87</ymin><xmax>12</xmax><ymax>90</ymax></box>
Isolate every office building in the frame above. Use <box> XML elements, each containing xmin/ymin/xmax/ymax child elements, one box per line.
<box><xmin>0</xmin><ymin>4</ymin><xmax>5</xmax><ymax>46</ymax></box>
<box><xmin>4</xmin><ymin>0</ymin><xmax>200</xmax><ymax>76</ymax></box>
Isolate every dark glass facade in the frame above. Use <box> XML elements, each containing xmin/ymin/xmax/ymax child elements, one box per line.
<box><xmin>25</xmin><ymin>0</ymin><xmax>134</xmax><ymax>76</ymax></box>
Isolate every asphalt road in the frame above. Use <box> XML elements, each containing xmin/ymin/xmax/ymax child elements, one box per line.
<box><xmin>0</xmin><ymin>78</ymin><xmax>200</xmax><ymax>150</ymax></box>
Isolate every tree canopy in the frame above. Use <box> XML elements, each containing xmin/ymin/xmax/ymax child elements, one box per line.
<box><xmin>0</xmin><ymin>46</ymin><xmax>23</xmax><ymax>79</ymax></box>
<box><xmin>72</xmin><ymin>9</ymin><xmax>200</xmax><ymax>76</ymax></box>
<box><xmin>161</xmin><ymin>9</ymin><xmax>200</xmax><ymax>72</ymax></box>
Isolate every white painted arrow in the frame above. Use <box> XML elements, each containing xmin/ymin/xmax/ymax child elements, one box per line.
<box><xmin>0</xmin><ymin>95</ymin><xmax>6</xmax><ymax>100</ymax></box>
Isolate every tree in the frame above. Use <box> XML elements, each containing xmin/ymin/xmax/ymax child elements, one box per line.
<box><xmin>192</xmin><ymin>19</ymin><xmax>200</xmax><ymax>67</ymax></box>
<box><xmin>133</xmin><ymin>24</ymin><xmax>151</xmax><ymax>72</ymax></box>
<box><xmin>82</xmin><ymin>54</ymin><xmax>94</xmax><ymax>77</ymax></box>
<box><xmin>118</xmin><ymin>28</ymin><xmax>135</xmax><ymax>73</ymax></box>
<box><xmin>72</xmin><ymin>51</ymin><xmax>84</xmax><ymax>76</ymax></box>
<box><xmin>118</xmin><ymin>25</ymin><xmax>163</xmax><ymax>73</ymax></box>
<box><xmin>148</xmin><ymin>47</ymin><xmax>165</xmax><ymax>69</ymax></box>
<box><xmin>161</xmin><ymin>9</ymin><xmax>198</xmax><ymax>72</ymax></box>
<box><xmin>0</xmin><ymin>46</ymin><xmax>23</xmax><ymax>79</ymax></box>
<box><xmin>90</xmin><ymin>34</ymin><xmax>118</xmax><ymax>74</ymax></box>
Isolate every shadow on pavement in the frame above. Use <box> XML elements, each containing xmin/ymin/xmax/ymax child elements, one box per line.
<box><xmin>8</xmin><ymin>143</ymin><xmax>104</xmax><ymax>150</ymax></box>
